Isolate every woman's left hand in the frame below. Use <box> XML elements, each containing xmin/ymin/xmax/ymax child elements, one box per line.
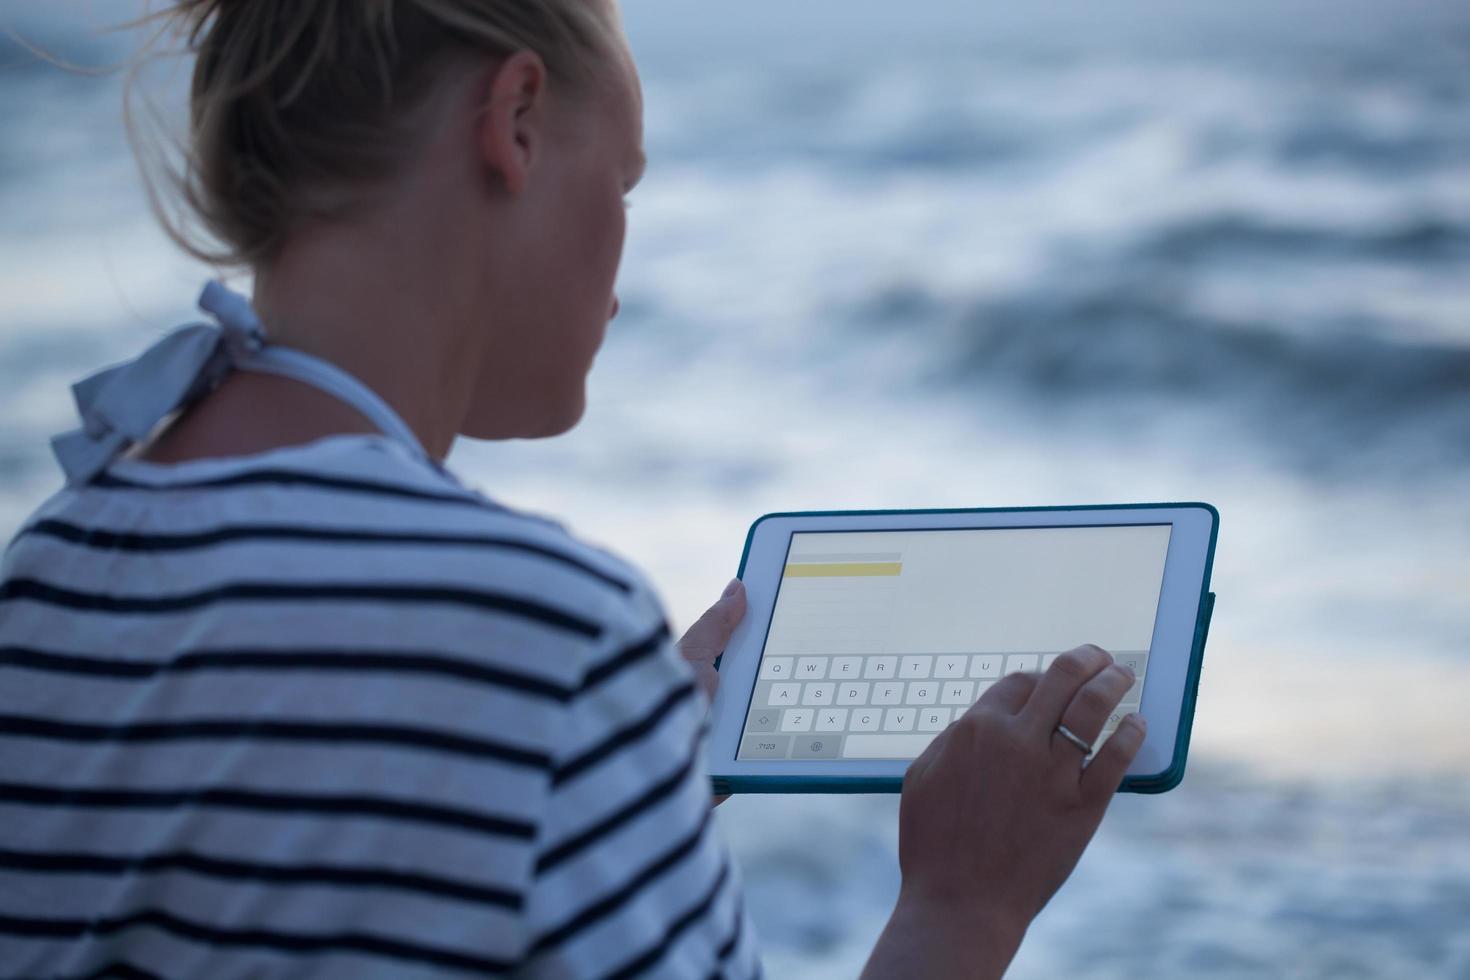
<box><xmin>677</xmin><ymin>578</ymin><xmax>746</xmax><ymax>701</ymax></box>
<box><xmin>678</xmin><ymin>579</ymin><xmax>746</xmax><ymax>808</ymax></box>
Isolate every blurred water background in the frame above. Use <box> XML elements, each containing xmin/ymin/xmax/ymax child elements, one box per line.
<box><xmin>2</xmin><ymin>0</ymin><xmax>1469</xmax><ymax>976</ymax></box>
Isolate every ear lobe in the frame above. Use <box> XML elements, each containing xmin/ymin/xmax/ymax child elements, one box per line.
<box><xmin>476</xmin><ymin>50</ymin><xmax>547</xmax><ymax>197</ymax></box>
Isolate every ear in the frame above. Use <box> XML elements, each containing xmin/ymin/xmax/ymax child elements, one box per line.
<box><xmin>475</xmin><ymin>50</ymin><xmax>549</xmax><ymax>197</ymax></box>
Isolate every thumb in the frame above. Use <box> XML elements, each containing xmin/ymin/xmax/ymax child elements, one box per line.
<box><xmin>678</xmin><ymin>579</ymin><xmax>747</xmax><ymax>665</ymax></box>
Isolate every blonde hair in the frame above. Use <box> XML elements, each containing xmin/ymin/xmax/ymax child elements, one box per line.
<box><xmin>127</xmin><ymin>0</ymin><xmax>622</xmax><ymax>269</ymax></box>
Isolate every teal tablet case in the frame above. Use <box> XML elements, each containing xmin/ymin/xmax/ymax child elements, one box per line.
<box><xmin>711</xmin><ymin>502</ymin><xmax>1218</xmax><ymax>796</ymax></box>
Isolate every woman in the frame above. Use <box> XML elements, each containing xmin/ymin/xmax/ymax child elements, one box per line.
<box><xmin>0</xmin><ymin>1</ymin><xmax>1146</xmax><ymax>976</ymax></box>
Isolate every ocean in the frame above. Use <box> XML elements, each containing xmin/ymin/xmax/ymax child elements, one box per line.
<box><xmin>2</xmin><ymin>0</ymin><xmax>1468</xmax><ymax>975</ymax></box>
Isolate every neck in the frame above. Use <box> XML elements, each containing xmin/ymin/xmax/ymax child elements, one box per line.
<box><xmin>252</xmin><ymin>206</ymin><xmax>486</xmax><ymax>463</ymax></box>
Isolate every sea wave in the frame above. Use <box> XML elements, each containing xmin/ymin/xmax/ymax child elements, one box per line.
<box><xmin>950</xmin><ymin>284</ymin><xmax>1469</xmax><ymax>402</ymax></box>
<box><xmin>1134</xmin><ymin>213</ymin><xmax>1470</xmax><ymax>266</ymax></box>
<box><xmin>726</xmin><ymin>767</ymin><xmax>1470</xmax><ymax>980</ymax></box>
<box><xmin>843</xmin><ymin>261</ymin><xmax>1470</xmax><ymax>472</ymax></box>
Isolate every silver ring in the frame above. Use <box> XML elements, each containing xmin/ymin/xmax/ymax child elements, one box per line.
<box><xmin>1054</xmin><ymin>723</ymin><xmax>1092</xmax><ymax>756</ymax></box>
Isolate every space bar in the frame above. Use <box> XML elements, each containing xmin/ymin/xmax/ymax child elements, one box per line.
<box><xmin>842</xmin><ymin>733</ymin><xmax>938</xmax><ymax>759</ymax></box>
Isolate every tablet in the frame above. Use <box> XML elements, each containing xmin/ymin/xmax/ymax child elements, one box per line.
<box><xmin>706</xmin><ymin>503</ymin><xmax>1218</xmax><ymax>795</ymax></box>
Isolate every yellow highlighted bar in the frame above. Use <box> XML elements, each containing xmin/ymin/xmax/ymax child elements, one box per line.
<box><xmin>783</xmin><ymin>562</ymin><xmax>902</xmax><ymax>578</ymax></box>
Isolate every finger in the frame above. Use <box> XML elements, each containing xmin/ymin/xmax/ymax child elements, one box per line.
<box><xmin>1080</xmin><ymin>713</ymin><xmax>1146</xmax><ymax>802</ymax></box>
<box><xmin>1051</xmin><ymin>662</ymin><xmax>1135</xmax><ymax>756</ymax></box>
<box><xmin>690</xmin><ymin>660</ymin><xmax>719</xmax><ymax>701</ymax></box>
<box><xmin>1019</xmin><ymin>645</ymin><xmax>1113</xmax><ymax>733</ymax></box>
<box><xmin>677</xmin><ymin>580</ymin><xmax>746</xmax><ymax>665</ymax></box>
<box><xmin>973</xmin><ymin>670</ymin><xmax>1038</xmax><ymax>715</ymax></box>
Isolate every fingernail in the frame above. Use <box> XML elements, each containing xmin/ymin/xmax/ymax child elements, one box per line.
<box><xmin>722</xmin><ymin>578</ymin><xmax>742</xmax><ymax>598</ymax></box>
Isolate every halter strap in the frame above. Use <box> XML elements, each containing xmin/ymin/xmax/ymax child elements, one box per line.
<box><xmin>49</xmin><ymin>281</ymin><xmax>432</xmax><ymax>486</ymax></box>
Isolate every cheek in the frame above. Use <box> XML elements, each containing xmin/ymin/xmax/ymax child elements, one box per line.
<box><xmin>556</xmin><ymin>194</ymin><xmax>622</xmax><ymax>358</ymax></box>
<box><xmin>597</xmin><ymin>193</ymin><xmax>627</xmax><ymax>286</ymax></box>
<box><xmin>572</xmin><ymin>193</ymin><xmax>626</xmax><ymax>324</ymax></box>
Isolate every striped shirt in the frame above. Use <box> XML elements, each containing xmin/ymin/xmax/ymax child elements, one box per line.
<box><xmin>0</xmin><ymin>433</ymin><xmax>760</xmax><ymax>979</ymax></box>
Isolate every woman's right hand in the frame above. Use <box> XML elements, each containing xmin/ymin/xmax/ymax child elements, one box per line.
<box><xmin>861</xmin><ymin>645</ymin><xmax>1146</xmax><ymax>980</ymax></box>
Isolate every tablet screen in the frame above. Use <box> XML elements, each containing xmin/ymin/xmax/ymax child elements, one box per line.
<box><xmin>736</xmin><ymin>525</ymin><xmax>1172</xmax><ymax>761</ymax></box>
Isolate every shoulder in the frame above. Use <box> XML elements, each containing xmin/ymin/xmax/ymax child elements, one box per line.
<box><xmin>7</xmin><ymin>433</ymin><xmax>676</xmax><ymax>691</ymax></box>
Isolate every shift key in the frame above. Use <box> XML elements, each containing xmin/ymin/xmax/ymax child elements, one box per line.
<box><xmin>746</xmin><ymin>709</ymin><xmax>780</xmax><ymax>733</ymax></box>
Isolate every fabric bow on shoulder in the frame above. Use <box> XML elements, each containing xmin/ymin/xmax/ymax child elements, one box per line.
<box><xmin>48</xmin><ymin>281</ymin><xmax>266</xmax><ymax>488</ymax></box>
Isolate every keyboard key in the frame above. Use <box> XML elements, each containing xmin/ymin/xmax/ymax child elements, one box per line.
<box><xmin>1005</xmin><ymin>654</ymin><xmax>1040</xmax><ymax>674</ymax></box>
<box><xmin>830</xmin><ymin>656</ymin><xmax>864</xmax><ymax>680</ymax></box>
<box><xmin>791</xmin><ymin>734</ymin><xmax>841</xmax><ymax>758</ymax></box>
<box><xmin>1115</xmin><ymin>652</ymin><xmax>1148</xmax><ymax>676</ymax></box>
<box><xmin>918</xmin><ymin>707</ymin><xmax>950</xmax><ymax>731</ymax></box>
<box><xmin>863</xmin><ymin>656</ymin><xmax>898</xmax><ymax>679</ymax></box>
<box><xmin>873</xmin><ymin>682</ymin><xmax>904</xmax><ymax>705</ymax></box>
<box><xmin>969</xmin><ymin>655</ymin><xmax>1002</xmax><ymax>679</ymax></box>
<box><xmin>768</xmin><ymin>683</ymin><xmax>801</xmax><ymax>706</ymax></box>
<box><xmin>934</xmin><ymin>656</ymin><xmax>967</xmax><ymax>678</ymax></box>
<box><xmin>904</xmin><ymin>682</ymin><xmax>938</xmax><ymax>705</ymax></box>
<box><xmin>802</xmin><ymin>682</ymin><xmax>835</xmax><ymax>706</ymax></box>
<box><xmin>759</xmin><ymin>657</ymin><xmax>794</xmax><ymax>680</ymax></box>
<box><xmin>746</xmin><ymin>709</ymin><xmax>779</xmax><ymax>733</ymax></box>
<box><xmin>850</xmin><ymin>709</ymin><xmax>881</xmax><ymax>732</ymax></box>
<box><xmin>796</xmin><ymin>657</ymin><xmax>829</xmax><ymax>679</ymax></box>
<box><xmin>973</xmin><ymin>680</ymin><xmax>996</xmax><ymax>701</ymax></box>
<box><xmin>941</xmin><ymin>681</ymin><xmax>974</xmax><ymax>704</ymax></box>
<box><xmin>899</xmin><ymin>656</ymin><xmax>933</xmax><ymax>679</ymax></box>
<box><xmin>739</xmin><ymin>734</ymin><xmax>791</xmax><ymax>758</ymax></box>
<box><xmin>837</xmin><ymin>682</ymin><xmax>870</xmax><ymax>705</ymax></box>
<box><xmin>1041</xmin><ymin>653</ymin><xmax>1060</xmax><ymax>670</ymax></box>
<box><xmin>815</xmin><ymin>708</ymin><xmax>849</xmax><ymax>732</ymax></box>
<box><xmin>1107</xmin><ymin>702</ymin><xmax>1141</xmax><ymax>728</ymax></box>
<box><xmin>842</xmin><ymin>732</ymin><xmax>937</xmax><ymax>758</ymax></box>
<box><xmin>883</xmin><ymin>708</ymin><xmax>916</xmax><ymax>732</ymax></box>
<box><xmin>781</xmin><ymin>708</ymin><xmax>814</xmax><ymax>732</ymax></box>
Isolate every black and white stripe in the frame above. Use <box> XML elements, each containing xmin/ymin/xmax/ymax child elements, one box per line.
<box><xmin>0</xmin><ymin>619</ymin><xmax>669</xmax><ymax>699</ymax></box>
<box><xmin>1</xmin><ymin>442</ymin><xmax>761</xmax><ymax>978</ymax></box>
<box><xmin>15</xmin><ymin>517</ymin><xmax>635</xmax><ymax>593</ymax></box>
<box><xmin>0</xmin><ymin>577</ymin><xmax>607</xmax><ymax>638</ymax></box>
<box><xmin>0</xmin><ymin>846</ymin><xmax>524</xmax><ymax>910</ymax></box>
